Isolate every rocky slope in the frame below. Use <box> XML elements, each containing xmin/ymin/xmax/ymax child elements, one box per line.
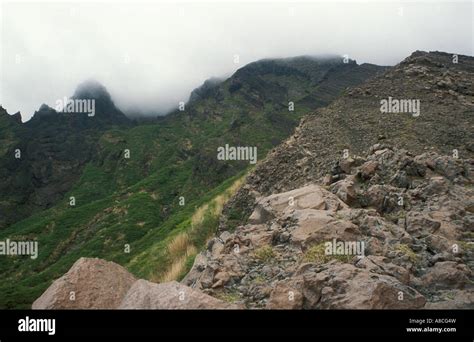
<box><xmin>198</xmin><ymin>50</ymin><xmax>474</xmax><ymax>308</ymax></box>
<box><xmin>184</xmin><ymin>145</ymin><xmax>473</xmax><ymax>308</ymax></box>
<box><xmin>231</xmin><ymin>51</ymin><xmax>473</xmax><ymax>198</ymax></box>
<box><xmin>220</xmin><ymin>51</ymin><xmax>473</xmax><ymax>231</ymax></box>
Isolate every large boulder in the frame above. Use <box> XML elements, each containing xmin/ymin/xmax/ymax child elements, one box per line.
<box><xmin>301</xmin><ymin>263</ymin><xmax>426</xmax><ymax>309</ymax></box>
<box><xmin>119</xmin><ymin>280</ymin><xmax>241</xmax><ymax>309</ymax></box>
<box><xmin>290</xmin><ymin>209</ymin><xmax>361</xmax><ymax>248</ymax></box>
<box><xmin>32</xmin><ymin>258</ymin><xmax>137</xmax><ymax>309</ymax></box>
<box><xmin>33</xmin><ymin>257</ymin><xmax>242</xmax><ymax>309</ymax></box>
<box><xmin>421</xmin><ymin>261</ymin><xmax>472</xmax><ymax>290</ymax></box>
<box><xmin>249</xmin><ymin>184</ymin><xmax>347</xmax><ymax>223</ymax></box>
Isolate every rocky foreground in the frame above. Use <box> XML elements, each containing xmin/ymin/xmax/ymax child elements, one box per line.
<box><xmin>185</xmin><ymin>145</ymin><xmax>473</xmax><ymax>309</ymax></box>
<box><xmin>32</xmin><ymin>257</ymin><xmax>240</xmax><ymax>309</ymax></box>
<box><xmin>34</xmin><ymin>145</ymin><xmax>473</xmax><ymax>309</ymax></box>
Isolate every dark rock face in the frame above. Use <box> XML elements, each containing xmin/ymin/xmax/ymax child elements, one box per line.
<box><xmin>188</xmin><ymin>77</ymin><xmax>223</xmax><ymax>103</ymax></box>
<box><xmin>71</xmin><ymin>79</ymin><xmax>130</xmax><ymax>124</ymax></box>
<box><xmin>0</xmin><ymin>82</ymin><xmax>131</xmax><ymax>229</ymax></box>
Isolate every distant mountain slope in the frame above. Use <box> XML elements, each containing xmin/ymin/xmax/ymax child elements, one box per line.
<box><xmin>0</xmin><ymin>55</ymin><xmax>385</xmax><ymax>308</ymax></box>
<box><xmin>0</xmin><ymin>81</ymin><xmax>132</xmax><ymax>229</ymax></box>
<box><xmin>162</xmin><ymin>56</ymin><xmax>387</xmax><ymax>185</ymax></box>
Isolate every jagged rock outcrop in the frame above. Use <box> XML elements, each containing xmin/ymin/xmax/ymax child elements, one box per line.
<box><xmin>184</xmin><ymin>145</ymin><xmax>473</xmax><ymax>309</ymax></box>
<box><xmin>32</xmin><ymin>258</ymin><xmax>239</xmax><ymax>309</ymax></box>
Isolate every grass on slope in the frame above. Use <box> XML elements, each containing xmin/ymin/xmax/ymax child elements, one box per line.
<box><xmin>131</xmin><ymin>175</ymin><xmax>246</xmax><ymax>283</ymax></box>
<box><xmin>0</xmin><ymin>169</ymin><xmax>247</xmax><ymax>309</ymax></box>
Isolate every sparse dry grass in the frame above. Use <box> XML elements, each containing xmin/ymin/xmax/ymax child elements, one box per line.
<box><xmin>158</xmin><ymin>238</ymin><xmax>198</xmax><ymax>282</ymax></box>
<box><xmin>191</xmin><ymin>204</ymin><xmax>209</xmax><ymax>228</ymax></box>
<box><xmin>158</xmin><ymin>232</ymin><xmax>198</xmax><ymax>282</ymax></box>
<box><xmin>191</xmin><ymin>175</ymin><xmax>245</xmax><ymax>230</ymax></box>
<box><xmin>253</xmin><ymin>245</ymin><xmax>275</xmax><ymax>262</ymax></box>
<box><xmin>159</xmin><ymin>175</ymin><xmax>246</xmax><ymax>282</ymax></box>
<box><xmin>167</xmin><ymin>232</ymin><xmax>191</xmax><ymax>259</ymax></box>
<box><xmin>395</xmin><ymin>243</ymin><xmax>419</xmax><ymax>264</ymax></box>
<box><xmin>302</xmin><ymin>242</ymin><xmax>352</xmax><ymax>264</ymax></box>
<box><xmin>159</xmin><ymin>255</ymin><xmax>188</xmax><ymax>282</ymax></box>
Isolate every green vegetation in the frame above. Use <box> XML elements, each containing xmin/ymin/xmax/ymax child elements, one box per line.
<box><xmin>457</xmin><ymin>241</ymin><xmax>474</xmax><ymax>252</ymax></box>
<box><xmin>214</xmin><ymin>290</ymin><xmax>241</xmax><ymax>303</ymax></box>
<box><xmin>253</xmin><ymin>245</ymin><xmax>276</xmax><ymax>263</ymax></box>
<box><xmin>395</xmin><ymin>244</ymin><xmax>419</xmax><ymax>264</ymax></box>
<box><xmin>302</xmin><ymin>242</ymin><xmax>353</xmax><ymax>264</ymax></box>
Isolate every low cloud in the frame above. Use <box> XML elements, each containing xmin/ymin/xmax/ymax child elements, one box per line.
<box><xmin>1</xmin><ymin>0</ymin><xmax>472</xmax><ymax>121</ymax></box>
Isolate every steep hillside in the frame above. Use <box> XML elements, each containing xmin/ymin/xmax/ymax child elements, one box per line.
<box><xmin>0</xmin><ymin>56</ymin><xmax>385</xmax><ymax>308</ymax></box>
<box><xmin>231</xmin><ymin>51</ymin><xmax>473</xmax><ymax>198</ymax></box>
<box><xmin>197</xmin><ymin>51</ymin><xmax>474</xmax><ymax>309</ymax></box>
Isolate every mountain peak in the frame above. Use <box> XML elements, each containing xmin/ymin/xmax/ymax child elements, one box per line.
<box><xmin>69</xmin><ymin>79</ymin><xmax>130</xmax><ymax>124</ymax></box>
<box><xmin>31</xmin><ymin>103</ymin><xmax>58</xmax><ymax>120</ymax></box>
<box><xmin>72</xmin><ymin>79</ymin><xmax>113</xmax><ymax>102</ymax></box>
<box><xmin>0</xmin><ymin>106</ymin><xmax>22</xmax><ymax>124</ymax></box>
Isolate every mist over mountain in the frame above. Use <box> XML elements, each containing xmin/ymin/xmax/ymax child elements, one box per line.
<box><xmin>1</xmin><ymin>1</ymin><xmax>472</xmax><ymax>121</ymax></box>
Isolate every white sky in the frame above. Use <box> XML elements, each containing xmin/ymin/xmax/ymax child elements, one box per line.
<box><xmin>0</xmin><ymin>0</ymin><xmax>472</xmax><ymax>121</ymax></box>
